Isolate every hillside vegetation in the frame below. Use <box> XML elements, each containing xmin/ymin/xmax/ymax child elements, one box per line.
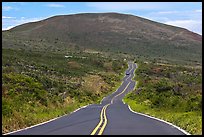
<box><xmin>2</xmin><ymin>48</ymin><xmax>127</xmax><ymax>134</ymax></box>
<box><xmin>2</xmin><ymin>12</ymin><xmax>202</xmax><ymax>135</ymax></box>
<box><xmin>2</xmin><ymin>12</ymin><xmax>202</xmax><ymax>64</ymax></box>
<box><xmin>124</xmin><ymin>60</ymin><xmax>202</xmax><ymax>135</ymax></box>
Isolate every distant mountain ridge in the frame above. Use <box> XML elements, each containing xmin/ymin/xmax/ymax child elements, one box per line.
<box><xmin>2</xmin><ymin>12</ymin><xmax>202</xmax><ymax>64</ymax></box>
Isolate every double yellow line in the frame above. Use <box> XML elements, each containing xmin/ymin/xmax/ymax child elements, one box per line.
<box><xmin>90</xmin><ymin>103</ymin><xmax>110</xmax><ymax>135</ymax></box>
<box><xmin>111</xmin><ymin>82</ymin><xmax>131</xmax><ymax>104</ymax></box>
<box><xmin>91</xmin><ymin>82</ymin><xmax>131</xmax><ymax>135</ymax></box>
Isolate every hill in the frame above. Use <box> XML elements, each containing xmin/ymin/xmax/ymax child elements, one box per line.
<box><xmin>2</xmin><ymin>12</ymin><xmax>202</xmax><ymax>134</ymax></box>
<box><xmin>2</xmin><ymin>12</ymin><xmax>202</xmax><ymax>64</ymax></box>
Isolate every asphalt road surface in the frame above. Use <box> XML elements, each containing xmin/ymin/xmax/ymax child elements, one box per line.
<box><xmin>7</xmin><ymin>62</ymin><xmax>187</xmax><ymax>135</ymax></box>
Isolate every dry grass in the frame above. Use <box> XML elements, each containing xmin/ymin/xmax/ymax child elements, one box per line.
<box><xmin>103</xmin><ymin>62</ymin><xmax>113</xmax><ymax>71</ymax></box>
<box><xmin>67</xmin><ymin>61</ymin><xmax>81</xmax><ymax>69</ymax></box>
<box><xmin>82</xmin><ymin>75</ymin><xmax>110</xmax><ymax>95</ymax></box>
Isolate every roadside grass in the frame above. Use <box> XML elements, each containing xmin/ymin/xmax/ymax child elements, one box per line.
<box><xmin>124</xmin><ymin>98</ymin><xmax>202</xmax><ymax>135</ymax></box>
<box><xmin>95</xmin><ymin>69</ymin><xmax>127</xmax><ymax>104</ymax></box>
<box><xmin>2</xmin><ymin>100</ymin><xmax>81</xmax><ymax>134</ymax></box>
<box><xmin>124</xmin><ymin>60</ymin><xmax>202</xmax><ymax>135</ymax></box>
<box><xmin>2</xmin><ymin>48</ymin><xmax>128</xmax><ymax>134</ymax></box>
<box><xmin>3</xmin><ymin>71</ymin><xmax>126</xmax><ymax>134</ymax></box>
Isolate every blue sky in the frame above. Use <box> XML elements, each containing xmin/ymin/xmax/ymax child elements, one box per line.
<box><xmin>2</xmin><ymin>2</ymin><xmax>202</xmax><ymax>35</ymax></box>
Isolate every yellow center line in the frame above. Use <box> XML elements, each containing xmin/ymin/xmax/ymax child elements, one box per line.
<box><xmin>98</xmin><ymin>104</ymin><xmax>110</xmax><ymax>135</ymax></box>
<box><xmin>125</xmin><ymin>73</ymin><xmax>131</xmax><ymax>81</ymax></box>
<box><xmin>90</xmin><ymin>63</ymin><xmax>134</xmax><ymax>135</ymax></box>
<box><xmin>125</xmin><ymin>64</ymin><xmax>134</xmax><ymax>81</ymax></box>
<box><xmin>90</xmin><ymin>105</ymin><xmax>106</xmax><ymax>135</ymax></box>
<box><xmin>111</xmin><ymin>82</ymin><xmax>131</xmax><ymax>104</ymax></box>
<box><xmin>90</xmin><ymin>82</ymin><xmax>131</xmax><ymax>135</ymax></box>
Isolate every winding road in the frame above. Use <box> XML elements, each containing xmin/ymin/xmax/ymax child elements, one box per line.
<box><xmin>7</xmin><ymin>62</ymin><xmax>187</xmax><ymax>135</ymax></box>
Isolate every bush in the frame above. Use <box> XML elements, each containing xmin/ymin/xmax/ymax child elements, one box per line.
<box><xmin>154</xmin><ymin>78</ymin><xmax>173</xmax><ymax>92</ymax></box>
<box><xmin>2</xmin><ymin>98</ymin><xmax>13</xmax><ymax>116</ymax></box>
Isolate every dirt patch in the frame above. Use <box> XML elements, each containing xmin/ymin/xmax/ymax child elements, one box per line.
<box><xmin>67</xmin><ymin>61</ymin><xmax>81</xmax><ymax>69</ymax></box>
<box><xmin>82</xmin><ymin>75</ymin><xmax>110</xmax><ymax>95</ymax></box>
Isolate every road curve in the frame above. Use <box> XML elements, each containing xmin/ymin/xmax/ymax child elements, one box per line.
<box><xmin>6</xmin><ymin>62</ymin><xmax>187</xmax><ymax>135</ymax></box>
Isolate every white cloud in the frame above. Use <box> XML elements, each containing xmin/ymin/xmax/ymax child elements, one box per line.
<box><xmin>10</xmin><ymin>2</ymin><xmax>25</xmax><ymax>5</ymax></box>
<box><xmin>86</xmin><ymin>2</ymin><xmax>168</xmax><ymax>11</ymax></box>
<box><xmin>47</xmin><ymin>3</ymin><xmax>65</xmax><ymax>8</ymax></box>
<box><xmin>2</xmin><ymin>26</ymin><xmax>15</xmax><ymax>30</ymax></box>
<box><xmin>156</xmin><ymin>11</ymin><xmax>178</xmax><ymax>14</ymax></box>
<box><xmin>2</xmin><ymin>17</ymin><xmax>46</xmax><ymax>31</ymax></box>
<box><xmin>165</xmin><ymin>20</ymin><xmax>202</xmax><ymax>35</ymax></box>
<box><xmin>2</xmin><ymin>16</ymin><xmax>16</xmax><ymax>19</ymax></box>
<box><xmin>195</xmin><ymin>9</ymin><xmax>202</xmax><ymax>13</ymax></box>
<box><xmin>147</xmin><ymin>10</ymin><xmax>202</xmax><ymax>19</ymax></box>
<box><xmin>2</xmin><ymin>6</ymin><xmax>13</xmax><ymax>11</ymax></box>
<box><xmin>140</xmin><ymin>9</ymin><xmax>202</xmax><ymax>35</ymax></box>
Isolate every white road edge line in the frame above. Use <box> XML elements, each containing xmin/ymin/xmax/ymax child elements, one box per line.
<box><xmin>124</xmin><ymin>63</ymin><xmax>134</xmax><ymax>81</ymax></box>
<box><xmin>123</xmin><ymin>62</ymin><xmax>191</xmax><ymax>135</ymax></box>
<box><xmin>3</xmin><ymin>104</ymin><xmax>90</xmax><ymax>135</ymax></box>
<box><xmin>4</xmin><ymin>61</ymin><xmax>130</xmax><ymax>135</ymax></box>
<box><xmin>123</xmin><ymin>100</ymin><xmax>191</xmax><ymax>135</ymax></box>
<box><xmin>100</xmin><ymin>81</ymin><xmax>124</xmax><ymax>104</ymax></box>
<box><xmin>100</xmin><ymin>62</ymin><xmax>129</xmax><ymax>104</ymax></box>
<box><xmin>121</xmin><ymin>62</ymin><xmax>137</xmax><ymax>105</ymax></box>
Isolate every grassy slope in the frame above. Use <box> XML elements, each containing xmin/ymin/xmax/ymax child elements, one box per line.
<box><xmin>2</xmin><ymin>12</ymin><xmax>202</xmax><ymax>64</ymax></box>
<box><xmin>124</xmin><ymin>61</ymin><xmax>202</xmax><ymax>135</ymax></box>
<box><xmin>2</xmin><ymin>48</ymin><xmax>128</xmax><ymax>134</ymax></box>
